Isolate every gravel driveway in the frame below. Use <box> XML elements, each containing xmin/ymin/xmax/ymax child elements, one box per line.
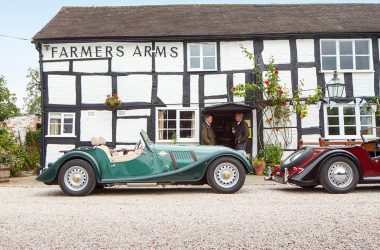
<box><xmin>0</xmin><ymin>176</ymin><xmax>380</xmax><ymax>249</ymax></box>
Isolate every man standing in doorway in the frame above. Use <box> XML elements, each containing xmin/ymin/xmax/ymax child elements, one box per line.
<box><xmin>200</xmin><ymin>113</ymin><xmax>216</xmax><ymax>146</ymax></box>
<box><xmin>233</xmin><ymin>112</ymin><xmax>249</xmax><ymax>151</ymax></box>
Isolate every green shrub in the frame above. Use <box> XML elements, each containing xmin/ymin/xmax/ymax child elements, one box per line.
<box><xmin>257</xmin><ymin>143</ymin><xmax>284</xmax><ymax>175</ymax></box>
<box><xmin>0</xmin><ymin>128</ymin><xmax>41</xmax><ymax>176</ymax></box>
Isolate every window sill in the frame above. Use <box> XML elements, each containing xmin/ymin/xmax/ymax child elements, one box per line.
<box><xmin>156</xmin><ymin>140</ymin><xmax>199</xmax><ymax>143</ymax></box>
<box><xmin>320</xmin><ymin>70</ymin><xmax>374</xmax><ymax>74</ymax></box>
<box><xmin>187</xmin><ymin>69</ymin><xmax>217</xmax><ymax>72</ymax></box>
<box><xmin>45</xmin><ymin>135</ymin><xmax>76</xmax><ymax>138</ymax></box>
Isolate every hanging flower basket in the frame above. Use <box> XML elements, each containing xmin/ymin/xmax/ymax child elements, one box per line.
<box><xmin>105</xmin><ymin>94</ymin><xmax>122</xmax><ymax>110</ymax></box>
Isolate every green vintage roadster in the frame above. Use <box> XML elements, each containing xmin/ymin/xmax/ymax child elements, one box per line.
<box><xmin>37</xmin><ymin>130</ymin><xmax>253</xmax><ymax>196</ymax></box>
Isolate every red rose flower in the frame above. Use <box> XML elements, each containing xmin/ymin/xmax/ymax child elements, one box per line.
<box><xmin>265</xmin><ymin>80</ymin><xmax>270</xmax><ymax>85</ymax></box>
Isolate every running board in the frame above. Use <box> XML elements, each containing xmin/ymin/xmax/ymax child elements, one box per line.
<box><xmin>363</xmin><ymin>176</ymin><xmax>380</xmax><ymax>182</ymax></box>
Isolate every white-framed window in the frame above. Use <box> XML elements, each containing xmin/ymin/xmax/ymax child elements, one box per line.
<box><xmin>187</xmin><ymin>43</ymin><xmax>217</xmax><ymax>71</ymax></box>
<box><xmin>324</xmin><ymin>104</ymin><xmax>376</xmax><ymax>138</ymax></box>
<box><xmin>155</xmin><ymin>107</ymin><xmax>199</xmax><ymax>142</ymax></box>
<box><xmin>320</xmin><ymin>39</ymin><xmax>372</xmax><ymax>72</ymax></box>
<box><xmin>47</xmin><ymin>112</ymin><xmax>75</xmax><ymax>137</ymax></box>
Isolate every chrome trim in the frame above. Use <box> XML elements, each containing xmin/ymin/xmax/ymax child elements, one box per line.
<box><xmin>363</xmin><ymin>176</ymin><xmax>380</xmax><ymax>181</ymax></box>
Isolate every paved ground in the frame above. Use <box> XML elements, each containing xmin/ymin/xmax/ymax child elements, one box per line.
<box><xmin>1</xmin><ymin>175</ymin><xmax>380</xmax><ymax>249</ymax></box>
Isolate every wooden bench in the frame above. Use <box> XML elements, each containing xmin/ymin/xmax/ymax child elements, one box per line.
<box><xmin>299</xmin><ymin>137</ymin><xmax>363</xmax><ymax>148</ymax></box>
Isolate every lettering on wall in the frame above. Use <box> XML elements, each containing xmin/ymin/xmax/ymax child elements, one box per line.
<box><xmin>45</xmin><ymin>44</ymin><xmax>179</xmax><ymax>60</ymax></box>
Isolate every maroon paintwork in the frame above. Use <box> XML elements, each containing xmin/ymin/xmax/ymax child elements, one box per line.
<box><xmin>269</xmin><ymin>139</ymin><xmax>380</xmax><ymax>186</ymax></box>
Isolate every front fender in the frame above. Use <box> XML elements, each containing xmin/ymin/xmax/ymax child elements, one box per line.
<box><xmin>208</xmin><ymin>151</ymin><xmax>254</xmax><ymax>173</ymax></box>
<box><xmin>36</xmin><ymin>151</ymin><xmax>101</xmax><ymax>184</ymax></box>
<box><xmin>290</xmin><ymin>149</ymin><xmax>361</xmax><ymax>185</ymax></box>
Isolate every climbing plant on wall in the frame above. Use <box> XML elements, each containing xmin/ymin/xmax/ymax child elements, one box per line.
<box><xmin>231</xmin><ymin>46</ymin><xmax>322</xmax><ymax>148</ymax></box>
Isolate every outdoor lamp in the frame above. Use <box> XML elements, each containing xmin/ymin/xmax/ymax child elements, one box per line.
<box><xmin>326</xmin><ymin>70</ymin><xmax>345</xmax><ymax>98</ymax></box>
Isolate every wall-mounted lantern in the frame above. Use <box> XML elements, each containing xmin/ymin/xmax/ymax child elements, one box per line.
<box><xmin>326</xmin><ymin>70</ymin><xmax>345</xmax><ymax>98</ymax></box>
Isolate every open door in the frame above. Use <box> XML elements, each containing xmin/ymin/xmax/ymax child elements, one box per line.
<box><xmin>201</xmin><ymin>103</ymin><xmax>255</xmax><ymax>155</ymax></box>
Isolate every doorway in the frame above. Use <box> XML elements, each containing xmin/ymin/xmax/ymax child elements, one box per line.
<box><xmin>201</xmin><ymin>103</ymin><xmax>254</xmax><ymax>155</ymax></box>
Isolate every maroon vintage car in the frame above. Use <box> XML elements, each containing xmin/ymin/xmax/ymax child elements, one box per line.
<box><xmin>265</xmin><ymin>129</ymin><xmax>380</xmax><ymax>193</ymax></box>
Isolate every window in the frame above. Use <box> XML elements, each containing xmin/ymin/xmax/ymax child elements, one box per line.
<box><xmin>321</xmin><ymin>39</ymin><xmax>372</xmax><ymax>71</ymax></box>
<box><xmin>188</xmin><ymin>43</ymin><xmax>217</xmax><ymax>71</ymax></box>
<box><xmin>324</xmin><ymin>105</ymin><xmax>375</xmax><ymax>138</ymax></box>
<box><xmin>156</xmin><ymin>108</ymin><xmax>198</xmax><ymax>142</ymax></box>
<box><xmin>48</xmin><ymin>113</ymin><xmax>75</xmax><ymax>136</ymax></box>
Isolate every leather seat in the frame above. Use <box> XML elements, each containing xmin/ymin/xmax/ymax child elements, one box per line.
<box><xmin>91</xmin><ymin>136</ymin><xmax>143</xmax><ymax>163</ymax></box>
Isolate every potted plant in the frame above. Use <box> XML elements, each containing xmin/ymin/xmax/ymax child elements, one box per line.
<box><xmin>252</xmin><ymin>157</ymin><xmax>266</xmax><ymax>176</ymax></box>
<box><xmin>0</xmin><ymin>148</ymin><xmax>13</xmax><ymax>183</ymax></box>
<box><xmin>105</xmin><ymin>93</ymin><xmax>122</xmax><ymax>110</ymax></box>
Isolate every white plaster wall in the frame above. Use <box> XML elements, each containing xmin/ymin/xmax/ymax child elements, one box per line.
<box><xmin>155</xmin><ymin>42</ymin><xmax>183</xmax><ymax>72</ymax></box>
<box><xmin>352</xmin><ymin>73</ymin><xmax>375</xmax><ymax>97</ymax></box>
<box><xmin>73</xmin><ymin>60</ymin><xmax>108</xmax><ymax>73</ymax></box>
<box><xmin>48</xmin><ymin>75</ymin><xmax>76</xmax><ymax>105</ymax></box>
<box><xmin>262</xmin><ymin>40</ymin><xmax>290</xmax><ymax>64</ymax></box>
<box><xmin>263</xmin><ymin>128</ymin><xmax>298</xmax><ymax>149</ymax></box>
<box><xmin>301</xmin><ymin>105</ymin><xmax>319</xmax><ymax>128</ymax></box>
<box><xmin>157</xmin><ymin>75</ymin><xmax>183</xmax><ymax>104</ymax></box>
<box><xmin>302</xmin><ymin>134</ymin><xmax>321</xmax><ymax>142</ymax></box>
<box><xmin>204</xmin><ymin>74</ymin><xmax>227</xmax><ymax>96</ymax></box>
<box><xmin>45</xmin><ymin>144</ymin><xmax>75</xmax><ymax>167</ymax></box>
<box><xmin>204</xmin><ymin>98</ymin><xmax>227</xmax><ymax>105</ymax></box>
<box><xmin>117</xmin><ymin>109</ymin><xmax>151</xmax><ymax>117</ymax></box>
<box><xmin>220</xmin><ymin>40</ymin><xmax>253</xmax><ymax>71</ymax></box>
<box><xmin>189</xmin><ymin>75</ymin><xmax>199</xmax><ymax>106</ymax></box>
<box><xmin>296</xmin><ymin>39</ymin><xmax>315</xmax><ymax>63</ymax></box>
<box><xmin>118</xmin><ymin>75</ymin><xmax>152</xmax><ymax>103</ymax></box>
<box><xmin>80</xmin><ymin>110</ymin><xmax>112</xmax><ymax>142</ymax></box>
<box><xmin>81</xmin><ymin>76</ymin><xmax>112</xmax><ymax>104</ymax></box>
<box><xmin>233</xmin><ymin>73</ymin><xmax>246</xmax><ymax>103</ymax></box>
<box><xmin>298</xmin><ymin>67</ymin><xmax>318</xmax><ymax>98</ymax></box>
<box><xmin>116</xmin><ymin>118</ymin><xmax>147</xmax><ymax>143</ymax></box>
<box><xmin>43</xmin><ymin>61</ymin><xmax>70</xmax><ymax>72</ymax></box>
<box><xmin>262</xmin><ymin>106</ymin><xmax>297</xmax><ymax>127</ymax></box>
<box><xmin>112</xmin><ymin>42</ymin><xmax>152</xmax><ymax>72</ymax></box>
<box><xmin>252</xmin><ymin>109</ymin><xmax>258</xmax><ymax>156</ymax></box>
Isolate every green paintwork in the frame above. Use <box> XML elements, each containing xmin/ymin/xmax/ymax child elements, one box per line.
<box><xmin>37</xmin><ymin>130</ymin><xmax>253</xmax><ymax>185</ymax></box>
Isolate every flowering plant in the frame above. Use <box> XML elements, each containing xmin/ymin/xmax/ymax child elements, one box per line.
<box><xmin>105</xmin><ymin>93</ymin><xmax>122</xmax><ymax>109</ymax></box>
<box><xmin>231</xmin><ymin>47</ymin><xmax>322</xmax><ymax>148</ymax></box>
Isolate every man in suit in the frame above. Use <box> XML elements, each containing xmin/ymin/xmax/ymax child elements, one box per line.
<box><xmin>233</xmin><ymin>112</ymin><xmax>249</xmax><ymax>151</ymax></box>
<box><xmin>200</xmin><ymin>113</ymin><xmax>216</xmax><ymax>146</ymax></box>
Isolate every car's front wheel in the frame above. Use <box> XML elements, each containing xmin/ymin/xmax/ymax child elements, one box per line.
<box><xmin>58</xmin><ymin>159</ymin><xmax>96</xmax><ymax>196</ymax></box>
<box><xmin>319</xmin><ymin>156</ymin><xmax>359</xmax><ymax>194</ymax></box>
<box><xmin>207</xmin><ymin>157</ymin><xmax>246</xmax><ymax>193</ymax></box>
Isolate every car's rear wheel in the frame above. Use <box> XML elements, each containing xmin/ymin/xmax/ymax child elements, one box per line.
<box><xmin>207</xmin><ymin>157</ymin><xmax>246</xmax><ymax>193</ymax></box>
<box><xmin>319</xmin><ymin>156</ymin><xmax>359</xmax><ymax>194</ymax></box>
<box><xmin>58</xmin><ymin>159</ymin><xmax>96</xmax><ymax>196</ymax></box>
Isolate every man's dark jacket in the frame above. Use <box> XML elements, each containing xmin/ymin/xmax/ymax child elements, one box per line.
<box><xmin>200</xmin><ymin>122</ymin><xmax>216</xmax><ymax>145</ymax></box>
<box><xmin>234</xmin><ymin>120</ymin><xmax>249</xmax><ymax>143</ymax></box>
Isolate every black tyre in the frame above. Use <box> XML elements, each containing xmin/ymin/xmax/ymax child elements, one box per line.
<box><xmin>206</xmin><ymin>157</ymin><xmax>246</xmax><ymax>193</ymax></box>
<box><xmin>58</xmin><ymin>159</ymin><xmax>96</xmax><ymax>196</ymax></box>
<box><xmin>318</xmin><ymin>156</ymin><xmax>359</xmax><ymax>194</ymax></box>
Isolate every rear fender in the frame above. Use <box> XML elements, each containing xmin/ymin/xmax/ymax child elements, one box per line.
<box><xmin>291</xmin><ymin>149</ymin><xmax>362</xmax><ymax>184</ymax></box>
<box><xmin>37</xmin><ymin>151</ymin><xmax>102</xmax><ymax>183</ymax></box>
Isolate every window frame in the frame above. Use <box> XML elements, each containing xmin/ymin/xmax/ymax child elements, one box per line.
<box><xmin>155</xmin><ymin>107</ymin><xmax>199</xmax><ymax>143</ymax></box>
<box><xmin>46</xmin><ymin>112</ymin><xmax>76</xmax><ymax>137</ymax></box>
<box><xmin>323</xmin><ymin>104</ymin><xmax>376</xmax><ymax>139</ymax></box>
<box><xmin>187</xmin><ymin>42</ymin><xmax>217</xmax><ymax>71</ymax></box>
<box><xmin>320</xmin><ymin>39</ymin><xmax>373</xmax><ymax>73</ymax></box>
